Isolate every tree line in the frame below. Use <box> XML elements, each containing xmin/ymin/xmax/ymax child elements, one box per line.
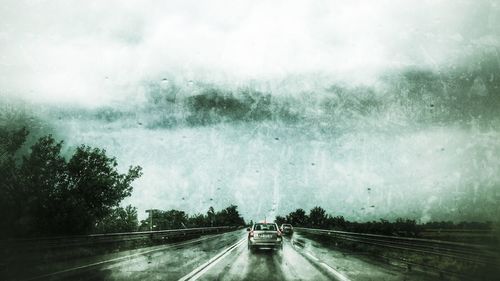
<box><xmin>139</xmin><ymin>205</ymin><xmax>246</xmax><ymax>231</ymax></box>
<box><xmin>275</xmin><ymin>207</ymin><xmax>492</xmax><ymax>237</ymax></box>
<box><xmin>93</xmin><ymin>204</ymin><xmax>246</xmax><ymax>233</ymax></box>
<box><xmin>0</xmin><ymin>128</ymin><xmax>247</xmax><ymax>238</ymax></box>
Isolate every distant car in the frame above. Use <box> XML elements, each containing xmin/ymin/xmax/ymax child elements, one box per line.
<box><xmin>280</xmin><ymin>224</ymin><xmax>293</xmax><ymax>236</ymax></box>
<box><xmin>247</xmin><ymin>223</ymin><xmax>283</xmax><ymax>251</ymax></box>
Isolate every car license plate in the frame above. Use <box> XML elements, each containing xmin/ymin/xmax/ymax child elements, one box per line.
<box><xmin>259</xmin><ymin>234</ymin><xmax>272</xmax><ymax>238</ymax></box>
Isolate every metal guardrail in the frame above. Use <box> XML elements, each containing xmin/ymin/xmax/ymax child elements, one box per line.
<box><xmin>422</xmin><ymin>228</ymin><xmax>493</xmax><ymax>233</ymax></box>
<box><xmin>295</xmin><ymin>227</ymin><xmax>499</xmax><ymax>266</ymax></box>
<box><xmin>0</xmin><ymin>226</ymin><xmax>239</xmax><ymax>252</ymax></box>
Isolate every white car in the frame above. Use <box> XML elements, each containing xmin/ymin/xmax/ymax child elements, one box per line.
<box><xmin>247</xmin><ymin>223</ymin><xmax>283</xmax><ymax>251</ymax></box>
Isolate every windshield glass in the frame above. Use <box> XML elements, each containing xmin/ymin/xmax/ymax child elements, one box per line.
<box><xmin>254</xmin><ymin>224</ymin><xmax>277</xmax><ymax>231</ymax></box>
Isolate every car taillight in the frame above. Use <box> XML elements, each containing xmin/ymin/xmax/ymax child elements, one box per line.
<box><xmin>249</xmin><ymin>231</ymin><xmax>254</xmax><ymax>238</ymax></box>
<box><xmin>277</xmin><ymin>230</ymin><xmax>282</xmax><ymax>237</ymax></box>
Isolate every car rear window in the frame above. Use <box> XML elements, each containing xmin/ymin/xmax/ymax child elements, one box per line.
<box><xmin>254</xmin><ymin>224</ymin><xmax>277</xmax><ymax>231</ymax></box>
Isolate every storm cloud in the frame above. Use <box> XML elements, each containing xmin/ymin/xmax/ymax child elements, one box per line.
<box><xmin>1</xmin><ymin>0</ymin><xmax>500</xmax><ymax>222</ymax></box>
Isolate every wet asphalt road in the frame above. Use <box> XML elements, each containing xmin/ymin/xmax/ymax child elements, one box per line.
<box><xmin>194</xmin><ymin>237</ymin><xmax>331</xmax><ymax>281</ymax></box>
<box><xmin>26</xmin><ymin>229</ymin><xmax>436</xmax><ymax>281</ymax></box>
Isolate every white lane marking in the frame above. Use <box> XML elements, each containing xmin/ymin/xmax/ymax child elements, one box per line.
<box><xmin>306</xmin><ymin>252</ymin><xmax>319</xmax><ymax>261</ymax></box>
<box><xmin>290</xmin><ymin>236</ymin><xmax>351</xmax><ymax>281</ymax></box>
<box><xmin>179</xmin><ymin>238</ymin><xmax>246</xmax><ymax>281</ymax></box>
<box><xmin>298</xmin><ymin>248</ymin><xmax>351</xmax><ymax>281</ymax></box>
<box><xmin>305</xmin><ymin>252</ymin><xmax>351</xmax><ymax>281</ymax></box>
<box><xmin>25</xmin><ymin>235</ymin><xmax>219</xmax><ymax>281</ymax></box>
<box><xmin>319</xmin><ymin>261</ymin><xmax>351</xmax><ymax>281</ymax></box>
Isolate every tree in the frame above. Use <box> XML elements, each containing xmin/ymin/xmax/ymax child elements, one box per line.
<box><xmin>215</xmin><ymin>205</ymin><xmax>245</xmax><ymax>226</ymax></box>
<box><xmin>275</xmin><ymin>215</ymin><xmax>287</xmax><ymax>226</ymax></box>
<box><xmin>0</xmin><ymin>127</ymin><xmax>29</xmax><ymax>236</ymax></box>
<box><xmin>0</xmin><ymin>126</ymin><xmax>29</xmax><ymax>158</ymax></box>
<box><xmin>309</xmin><ymin>206</ymin><xmax>328</xmax><ymax>228</ymax></box>
<box><xmin>394</xmin><ymin>218</ymin><xmax>420</xmax><ymax>236</ymax></box>
<box><xmin>329</xmin><ymin>215</ymin><xmax>346</xmax><ymax>229</ymax></box>
<box><xmin>18</xmin><ymin>136</ymin><xmax>68</xmax><ymax>235</ymax></box>
<box><xmin>0</xmin><ymin>132</ymin><xmax>143</xmax><ymax>237</ymax></box>
<box><xmin>64</xmin><ymin>145</ymin><xmax>142</xmax><ymax>234</ymax></box>
<box><xmin>188</xmin><ymin>213</ymin><xmax>207</xmax><ymax>227</ymax></box>
<box><xmin>152</xmin><ymin>209</ymin><xmax>188</xmax><ymax>230</ymax></box>
<box><xmin>286</xmin><ymin>208</ymin><xmax>307</xmax><ymax>226</ymax></box>
<box><xmin>95</xmin><ymin>205</ymin><xmax>139</xmax><ymax>233</ymax></box>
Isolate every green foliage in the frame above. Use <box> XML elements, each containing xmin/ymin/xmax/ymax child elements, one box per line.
<box><xmin>275</xmin><ymin>215</ymin><xmax>286</xmax><ymax>226</ymax></box>
<box><xmin>0</xmin><ymin>130</ymin><xmax>142</xmax><ymax>237</ymax></box>
<box><xmin>95</xmin><ymin>205</ymin><xmax>139</xmax><ymax>233</ymax></box>
<box><xmin>329</xmin><ymin>215</ymin><xmax>346</xmax><ymax>229</ymax></box>
<box><xmin>0</xmin><ymin>127</ymin><xmax>29</xmax><ymax>157</ymax></box>
<box><xmin>18</xmin><ymin>136</ymin><xmax>68</xmax><ymax>235</ymax></box>
<box><xmin>276</xmin><ymin>207</ymin><xmax>422</xmax><ymax>237</ymax></box>
<box><xmin>0</xmin><ymin>128</ymin><xmax>30</xmax><ymax>233</ymax></box>
<box><xmin>66</xmin><ymin>145</ymin><xmax>142</xmax><ymax>226</ymax></box>
<box><xmin>308</xmin><ymin>206</ymin><xmax>328</xmax><ymax>228</ymax></box>
<box><xmin>188</xmin><ymin>213</ymin><xmax>207</xmax><ymax>227</ymax></box>
<box><xmin>152</xmin><ymin>209</ymin><xmax>188</xmax><ymax>230</ymax></box>
<box><xmin>215</xmin><ymin>205</ymin><xmax>245</xmax><ymax>227</ymax></box>
<box><xmin>140</xmin><ymin>205</ymin><xmax>245</xmax><ymax>230</ymax></box>
<box><xmin>285</xmin><ymin>208</ymin><xmax>307</xmax><ymax>226</ymax></box>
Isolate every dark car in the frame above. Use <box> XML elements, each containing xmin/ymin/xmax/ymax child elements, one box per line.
<box><xmin>247</xmin><ymin>223</ymin><xmax>283</xmax><ymax>251</ymax></box>
<box><xmin>280</xmin><ymin>224</ymin><xmax>293</xmax><ymax>235</ymax></box>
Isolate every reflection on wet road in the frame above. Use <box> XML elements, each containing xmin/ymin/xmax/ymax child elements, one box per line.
<box><xmin>195</xmin><ymin>238</ymin><xmax>331</xmax><ymax>281</ymax></box>
<box><xmin>36</xmin><ymin>230</ymin><xmax>436</xmax><ymax>281</ymax></box>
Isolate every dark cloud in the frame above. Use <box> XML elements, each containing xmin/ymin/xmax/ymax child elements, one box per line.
<box><xmin>2</xmin><ymin>0</ymin><xmax>500</xmax><ymax>222</ymax></box>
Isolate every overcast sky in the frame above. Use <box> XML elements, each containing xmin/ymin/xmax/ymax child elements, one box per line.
<box><xmin>1</xmin><ymin>0</ymin><xmax>500</xmax><ymax>222</ymax></box>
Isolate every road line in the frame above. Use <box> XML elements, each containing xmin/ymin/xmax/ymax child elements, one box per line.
<box><xmin>305</xmin><ymin>251</ymin><xmax>351</xmax><ymax>281</ymax></box>
<box><xmin>178</xmin><ymin>237</ymin><xmax>246</xmax><ymax>281</ymax></box>
<box><xmin>25</xmin><ymin>234</ymin><xmax>220</xmax><ymax>281</ymax></box>
<box><xmin>319</xmin><ymin>261</ymin><xmax>351</xmax><ymax>281</ymax></box>
<box><xmin>293</xmin><ymin>244</ymin><xmax>351</xmax><ymax>281</ymax></box>
<box><xmin>306</xmin><ymin>252</ymin><xmax>319</xmax><ymax>261</ymax></box>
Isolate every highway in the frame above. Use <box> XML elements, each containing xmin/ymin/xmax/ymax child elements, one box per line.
<box><xmin>19</xmin><ymin>229</ymin><xmax>440</xmax><ymax>281</ymax></box>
